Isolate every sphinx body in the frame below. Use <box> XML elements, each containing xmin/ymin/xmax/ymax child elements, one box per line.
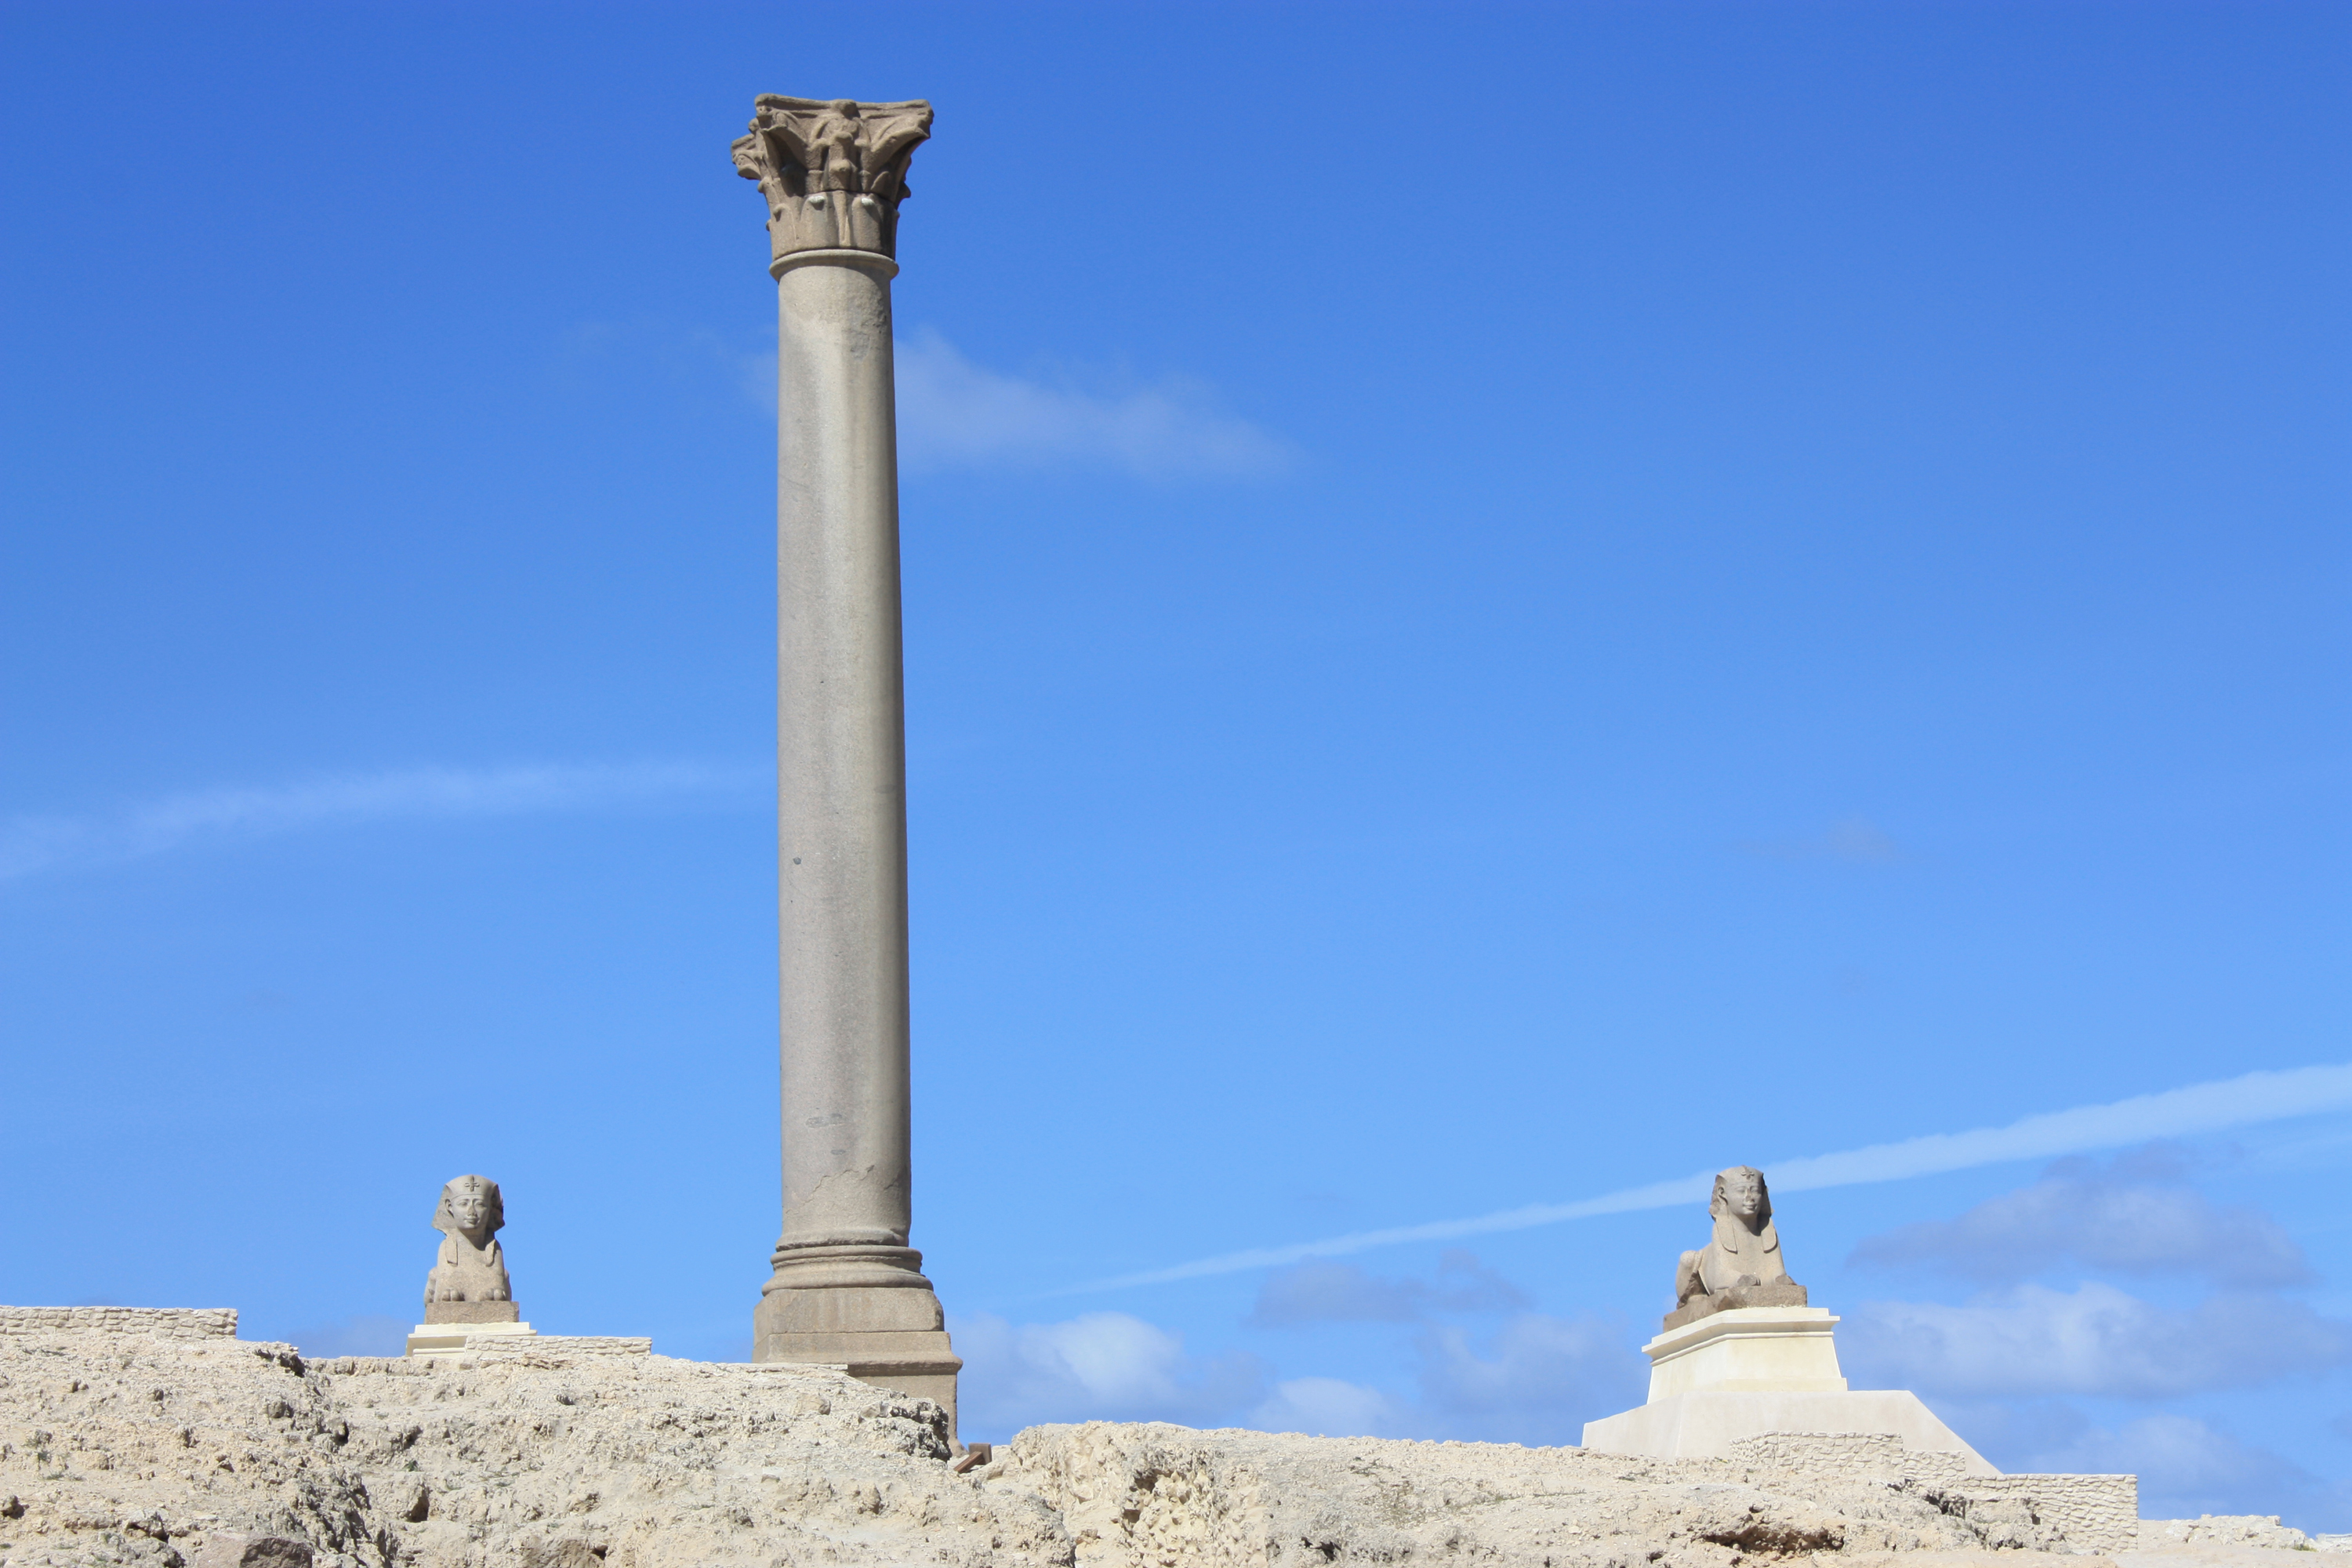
<box><xmin>1669</xmin><ymin>1165</ymin><xmax>1806</xmax><ymax>1327</ymax></box>
<box><xmin>423</xmin><ymin>1174</ymin><xmax>519</xmax><ymax>1325</ymax></box>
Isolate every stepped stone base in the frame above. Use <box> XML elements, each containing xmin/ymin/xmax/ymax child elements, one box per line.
<box><xmin>1584</xmin><ymin>1388</ymin><xmax>1997</xmax><ymax>1472</ymax></box>
<box><xmin>1588</xmin><ymin>1301</ymin><xmax>1996</xmax><ymax>1475</ymax></box>
<box><xmin>755</xmin><ymin>1279</ymin><xmax>962</xmax><ymax>1439</ymax></box>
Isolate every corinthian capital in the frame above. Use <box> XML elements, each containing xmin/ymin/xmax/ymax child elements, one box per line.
<box><xmin>731</xmin><ymin>96</ymin><xmax>934</xmax><ymax>270</ymax></box>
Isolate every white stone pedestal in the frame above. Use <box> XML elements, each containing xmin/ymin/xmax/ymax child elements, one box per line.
<box><xmin>1584</xmin><ymin>1389</ymin><xmax>1995</xmax><ymax>1472</ymax></box>
<box><xmin>407</xmin><ymin>1321</ymin><xmax>535</xmax><ymax>1357</ymax></box>
<box><xmin>1581</xmin><ymin>1305</ymin><xmax>1994</xmax><ymax>1473</ymax></box>
<box><xmin>1647</xmin><ymin>1306</ymin><xmax>1847</xmax><ymax>1397</ymax></box>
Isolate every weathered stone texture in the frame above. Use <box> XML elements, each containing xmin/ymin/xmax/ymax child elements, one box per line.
<box><xmin>414</xmin><ymin>1301</ymin><xmax>514</xmax><ymax>1327</ymax></box>
<box><xmin>992</xmin><ymin>1420</ymin><xmax>2136</xmax><ymax>1568</ymax></box>
<box><xmin>2146</xmin><ymin>1516</ymin><xmax>2322</xmax><ymax>1550</ymax></box>
<box><xmin>0</xmin><ymin>1310</ymin><xmax>2180</xmax><ymax>1568</ymax></box>
<box><xmin>1664</xmin><ymin>1282</ymin><xmax>1810</xmax><ymax>1330</ymax></box>
<box><xmin>1922</xmin><ymin>1474</ymin><xmax>2140</xmax><ymax>1555</ymax></box>
<box><xmin>1724</xmin><ymin>1439</ymin><xmax>2137</xmax><ymax>1555</ymax></box>
<box><xmin>0</xmin><ymin>1308</ymin><xmax>236</xmax><ymax>1342</ymax></box>
<box><xmin>1729</xmin><ymin>1432</ymin><xmax>1947</xmax><ymax>1483</ymax></box>
<box><xmin>0</xmin><ymin>1314</ymin><xmax>1067</xmax><ymax>1566</ymax></box>
<box><xmin>455</xmin><ymin>1334</ymin><xmax>649</xmax><ymax>1358</ymax></box>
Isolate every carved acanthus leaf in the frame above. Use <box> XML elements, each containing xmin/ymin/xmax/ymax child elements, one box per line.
<box><xmin>731</xmin><ymin>96</ymin><xmax>934</xmax><ymax>267</ymax></box>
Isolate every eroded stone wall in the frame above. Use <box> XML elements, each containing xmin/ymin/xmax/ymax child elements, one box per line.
<box><xmin>1722</xmin><ymin>1432</ymin><xmax>2137</xmax><ymax>1554</ymax></box>
<box><xmin>0</xmin><ymin>1307</ymin><xmax>237</xmax><ymax>1341</ymax></box>
<box><xmin>1914</xmin><ymin>1475</ymin><xmax>2139</xmax><ymax>1555</ymax></box>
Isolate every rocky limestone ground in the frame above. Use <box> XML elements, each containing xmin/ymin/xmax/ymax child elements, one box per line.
<box><xmin>0</xmin><ymin>1318</ymin><xmax>1065</xmax><ymax>1567</ymax></box>
<box><xmin>996</xmin><ymin>1421</ymin><xmax>2055</xmax><ymax>1568</ymax></box>
<box><xmin>1</xmin><ymin>1314</ymin><xmax>2343</xmax><ymax>1568</ymax></box>
<box><xmin>990</xmin><ymin>1424</ymin><xmax>2339</xmax><ymax>1568</ymax></box>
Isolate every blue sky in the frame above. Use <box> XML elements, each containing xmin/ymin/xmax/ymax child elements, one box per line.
<box><xmin>3</xmin><ymin>0</ymin><xmax>2347</xmax><ymax>1529</ymax></box>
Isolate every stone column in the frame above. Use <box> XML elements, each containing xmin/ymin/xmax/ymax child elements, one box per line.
<box><xmin>732</xmin><ymin>96</ymin><xmax>960</xmax><ymax>1433</ymax></box>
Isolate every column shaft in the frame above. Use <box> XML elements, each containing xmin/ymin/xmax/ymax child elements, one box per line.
<box><xmin>774</xmin><ymin>256</ymin><xmax>914</xmax><ymax>1256</ymax></box>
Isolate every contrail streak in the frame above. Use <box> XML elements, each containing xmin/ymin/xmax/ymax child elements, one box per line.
<box><xmin>0</xmin><ymin>760</ymin><xmax>766</xmax><ymax>881</ymax></box>
<box><xmin>1058</xmin><ymin>1061</ymin><xmax>2352</xmax><ymax>1294</ymax></box>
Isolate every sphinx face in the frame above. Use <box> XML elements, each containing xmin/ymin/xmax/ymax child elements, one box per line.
<box><xmin>446</xmin><ymin>1187</ymin><xmax>492</xmax><ymax>1236</ymax></box>
<box><xmin>1722</xmin><ymin>1172</ymin><xmax>1764</xmax><ymax>1222</ymax></box>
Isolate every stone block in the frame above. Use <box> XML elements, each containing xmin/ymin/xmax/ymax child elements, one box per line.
<box><xmin>407</xmin><ymin>1319</ymin><xmax>536</xmax><ymax>1357</ymax></box>
<box><xmin>423</xmin><ymin>1298</ymin><xmax>519</xmax><ymax>1324</ymax></box>
<box><xmin>755</xmin><ymin>1282</ymin><xmax>962</xmax><ymax>1436</ymax></box>
<box><xmin>1664</xmin><ymin>1281</ymin><xmax>1809</xmax><ymax>1330</ymax></box>
<box><xmin>472</xmin><ymin>1334</ymin><xmax>652</xmax><ymax>1358</ymax></box>
<box><xmin>1644</xmin><ymin>1305</ymin><xmax>1847</xmax><ymax>1398</ymax></box>
<box><xmin>187</xmin><ymin>1535</ymin><xmax>314</xmax><ymax>1568</ymax></box>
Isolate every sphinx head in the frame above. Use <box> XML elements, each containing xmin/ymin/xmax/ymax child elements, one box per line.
<box><xmin>434</xmin><ymin>1174</ymin><xmax>504</xmax><ymax>1241</ymax></box>
<box><xmin>1708</xmin><ymin>1166</ymin><xmax>1770</xmax><ymax>1229</ymax></box>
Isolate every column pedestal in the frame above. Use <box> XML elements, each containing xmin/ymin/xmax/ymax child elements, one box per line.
<box><xmin>753</xmin><ymin>1242</ymin><xmax>960</xmax><ymax>1414</ymax></box>
<box><xmin>754</xmin><ymin>1263</ymin><xmax>961</xmax><ymax>1412</ymax></box>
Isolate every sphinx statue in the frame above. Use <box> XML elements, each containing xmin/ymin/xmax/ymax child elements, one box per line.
<box><xmin>1667</xmin><ymin>1165</ymin><xmax>1809</xmax><ymax>1328</ymax></box>
<box><xmin>1585</xmin><ymin>1163</ymin><xmax>1999</xmax><ymax>1471</ymax></box>
<box><xmin>422</xmin><ymin>1174</ymin><xmax>519</xmax><ymax>1325</ymax></box>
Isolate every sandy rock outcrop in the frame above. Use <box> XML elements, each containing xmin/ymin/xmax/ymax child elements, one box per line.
<box><xmin>12</xmin><ymin>1308</ymin><xmax>2309</xmax><ymax>1568</ymax></box>
<box><xmin>988</xmin><ymin>1421</ymin><xmax>2106</xmax><ymax>1568</ymax></box>
<box><xmin>0</xmin><ymin>1311</ymin><xmax>1068</xmax><ymax>1567</ymax></box>
<box><xmin>2141</xmin><ymin>1520</ymin><xmax>2317</xmax><ymax>1552</ymax></box>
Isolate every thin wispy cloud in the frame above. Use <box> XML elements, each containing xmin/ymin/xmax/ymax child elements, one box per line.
<box><xmin>949</xmin><ymin>1310</ymin><xmax>1266</xmax><ymax>1436</ymax></box>
<box><xmin>735</xmin><ymin>325</ymin><xmax>1292</xmax><ymax>478</ymax></box>
<box><xmin>1252</xmin><ymin>1377</ymin><xmax>1406</xmax><ymax>1439</ymax></box>
<box><xmin>1</xmin><ymin>760</ymin><xmax>765</xmax><ymax>881</ymax></box>
<box><xmin>891</xmin><ymin>329</ymin><xmax>1294</xmax><ymax>479</ymax></box>
<box><xmin>1737</xmin><ymin>815</ymin><xmax>1904</xmax><ymax>863</ymax></box>
<box><xmin>1849</xmin><ymin>1147</ymin><xmax>2312</xmax><ymax>1288</ymax></box>
<box><xmin>1250</xmin><ymin>1250</ymin><xmax>1529</xmax><ymax>1327</ymax></box>
<box><xmin>1056</xmin><ymin>1061</ymin><xmax>2352</xmax><ymax>1294</ymax></box>
<box><xmin>1842</xmin><ymin>1282</ymin><xmax>2352</xmax><ymax>1399</ymax></box>
<box><xmin>964</xmin><ymin>1274</ymin><xmax>1642</xmax><ymax>1446</ymax></box>
<box><xmin>1417</xmin><ymin>1309</ymin><xmax>1647</xmax><ymax>1443</ymax></box>
<box><xmin>2019</xmin><ymin>1413</ymin><xmax>2322</xmax><ymax>1523</ymax></box>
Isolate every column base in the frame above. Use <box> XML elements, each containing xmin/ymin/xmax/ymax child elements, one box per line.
<box><xmin>755</xmin><ymin>1250</ymin><xmax>962</xmax><ymax>1440</ymax></box>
